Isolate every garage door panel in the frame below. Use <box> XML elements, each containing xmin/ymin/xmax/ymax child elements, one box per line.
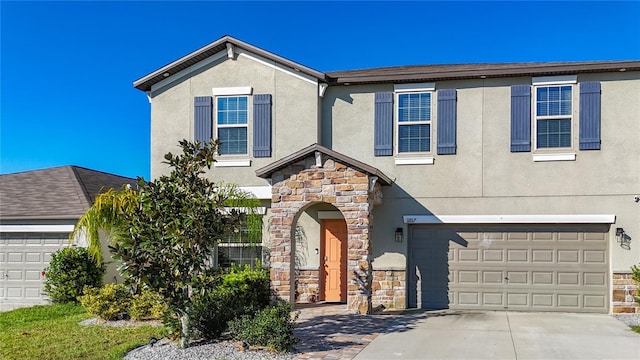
<box><xmin>558</xmin><ymin>250</ymin><xmax>580</xmax><ymax>263</ymax></box>
<box><xmin>1</xmin><ymin>232</ymin><xmax>69</xmax><ymax>305</ymax></box>
<box><xmin>532</xmin><ymin>272</ymin><xmax>554</xmax><ymax>284</ymax></box>
<box><xmin>482</xmin><ymin>249</ymin><xmax>504</xmax><ymax>262</ymax></box>
<box><xmin>507</xmin><ymin>249</ymin><xmax>528</xmax><ymax>262</ymax></box>
<box><xmin>584</xmin><ymin>250</ymin><xmax>605</xmax><ymax>263</ymax></box>
<box><xmin>584</xmin><ymin>272</ymin><xmax>606</xmax><ymax>286</ymax></box>
<box><xmin>408</xmin><ymin>225</ymin><xmax>609</xmax><ymax>313</ymax></box>
<box><xmin>532</xmin><ymin>250</ymin><xmax>554</xmax><ymax>262</ymax></box>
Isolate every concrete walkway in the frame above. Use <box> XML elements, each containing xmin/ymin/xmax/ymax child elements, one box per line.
<box><xmin>354</xmin><ymin>310</ymin><xmax>640</xmax><ymax>360</ymax></box>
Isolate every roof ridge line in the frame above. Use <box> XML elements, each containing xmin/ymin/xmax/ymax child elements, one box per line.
<box><xmin>67</xmin><ymin>165</ymin><xmax>93</xmax><ymax>209</ymax></box>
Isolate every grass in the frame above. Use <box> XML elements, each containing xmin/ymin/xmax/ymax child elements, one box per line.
<box><xmin>632</xmin><ymin>325</ymin><xmax>640</xmax><ymax>334</ymax></box>
<box><xmin>0</xmin><ymin>303</ymin><xmax>168</xmax><ymax>360</ymax></box>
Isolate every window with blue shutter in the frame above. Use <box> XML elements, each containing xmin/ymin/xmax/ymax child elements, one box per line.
<box><xmin>437</xmin><ymin>89</ymin><xmax>457</xmax><ymax>155</ymax></box>
<box><xmin>510</xmin><ymin>85</ymin><xmax>532</xmax><ymax>152</ymax></box>
<box><xmin>194</xmin><ymin>96</ymin><xmax>213</xmax><ymax>145</ymax></box>
<box><xmin>579</xmin><ymin>82</ymin><xmax>601</xmax><ymax>150</ymax></box>
<box><xmin>374</xmin><ymin>92</ymin><xmax>393</xmax><ymax>156</ymax></box>
<box><xmin>253</xmin><ymin>94</ymin><xmax>272</xmax><ymax>157</ymax></box>
<box><xmin>217</xmin><ymin>96</ymin><xmax>248</xmax><ymax>155</ymax></box>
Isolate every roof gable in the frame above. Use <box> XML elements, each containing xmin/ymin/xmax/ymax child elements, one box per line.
<box><xmin>133</xmin><ymin>35</ymin><xmax>328</xmax><ymax>92</ymax></box>
<box><xmin>0</xmin><ymin>166</ymin><xmax>136</xmax><ymax>220</ymax></box>
<box><xmin>255</xmin><ymin>144</ymin><xmax>392</xmax><ymax>186</ymax></box>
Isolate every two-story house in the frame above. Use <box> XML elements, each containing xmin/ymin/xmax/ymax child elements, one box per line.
<box><xmin>134</xmin><ymin>35</ymin><xmax>640</xmax><ymax>314</ymax></box>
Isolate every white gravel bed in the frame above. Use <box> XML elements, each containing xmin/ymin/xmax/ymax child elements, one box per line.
<box><xmin>124</xmin><ymin>338</ymin><xmax>296</xmax><ymax>360</ymax></box>
<box><xmin>612</xmin><ymin>313</ymin><xmax>640</xmax><ymax>327</ymax></box>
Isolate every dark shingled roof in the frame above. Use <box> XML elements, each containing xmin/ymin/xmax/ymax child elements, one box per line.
<box><xmin>326</xmin><ymin>61</ymin><xmax>640</xmax><ymax>84</ymax></box>
<box><xmin>132</xmin><ymin>35</ymin><xmax>640</xmax><ymax>92</ymax></box>
<box><xmin>0</xmin><ymin>166</ymin><xmax>137</xmax><ymax>220</ymax></box>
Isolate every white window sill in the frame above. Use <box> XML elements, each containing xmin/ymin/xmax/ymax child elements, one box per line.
<box><xmin>214</xmin><ymin>159</ymin><xmax>251</xmax><ymax>167</ymax></box>
<box><xmin>532</xmin><ymin>153</ymin><xmax>576</xmax><ymax>162</ymax></box>
<box><xmin>395</xmin><ymin>157</ymin><xmax>435</xmax><ymax>165</ymax></box>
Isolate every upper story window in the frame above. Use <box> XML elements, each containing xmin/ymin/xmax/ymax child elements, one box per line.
<box><xmin>394</xmin><ymin>83</ymin><xmax>435</xmax><ymax>155</ymax></box>
<box><xmin>397</xmin><ymin>92</ymin><xmax>432</xmax><ymax>153</ymax></box>
<box><xmin>535</xmin><ymin>85</ymin><xmax>573</xmax><ymax>149</ymax></box>
<box><xmin>217</xmin><ymin>96</ymin><xmax>248</xmax><ymax>155</ymax></box>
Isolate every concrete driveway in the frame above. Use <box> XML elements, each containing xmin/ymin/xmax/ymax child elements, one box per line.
<box><xmin>354</xmin><ymin>310</ymin><xmax>640</xmax><ymax>360</ymax></box>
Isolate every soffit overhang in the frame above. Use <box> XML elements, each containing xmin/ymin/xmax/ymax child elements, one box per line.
<box><xmin>326</xmin><ymin>60</ymin><xmax>640</xmax><ymax>85</ymax></box>
<box><xmin>133</xmin><ymin>35</ymin><xmax>328</xmax><ymax>92</ymax></box>
<box><xmin>255</xmin><ymin>144</ymin><xmax>392</xmax><ymax>186</ymax></box>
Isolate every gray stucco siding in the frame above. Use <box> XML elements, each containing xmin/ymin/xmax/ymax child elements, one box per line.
<box><xmin>320</xmin><ymin>74</ymin><xmax>640</xmax><ymax>272</ymax></box>
<box><xmin>149</xmin><ymin>52</ymin><xmax>319</xmax><ymax>185</ymax></box>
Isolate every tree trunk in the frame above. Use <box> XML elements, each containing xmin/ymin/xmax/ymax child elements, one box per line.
<box><xmin>179</xmin><ymin>313</ymin><xmax>191</xmax><ymax>348</ymax></box>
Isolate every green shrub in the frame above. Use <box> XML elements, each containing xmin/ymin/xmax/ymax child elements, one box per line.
<box><xmin>130</xmin><ymin>289</ymin><xmax>168</xmax><ymax>320</ymax></box>
<box><xmin>190</xmin><ymin>265</ymin><xmax>271</xmax><ymax>339</ymax></box>
<box><xmin>78</xmin><ymin>283</ymin><xmax>131</xmax><ymax>320</ymax></box>
<box><xmin>632</xmin><ymin>264</ymin><xmax>640</xmax><ymax>303</ymax></box>
<box><xmin>228</xmin><ymin>301</ymin><xmax>298</xmax><ymax>353</ymax></box>
<box><xmin>43</xmin><ymin>247</ymin><xmax>104</xmax><ymax>304</ymax></box>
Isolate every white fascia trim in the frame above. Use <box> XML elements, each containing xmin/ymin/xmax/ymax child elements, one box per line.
<box><xmin>214</xmin><ymin>159</ymin><xmax>251</xmax><ymax>167</ymax></box>
<box><xmin>532</xmin><ymin>75</ymin><xmax>577</xmax><ymax>85</ymax></box>
<box><xmin>317</xmin><ymin>211</ymin><xmax>344</xmax><ymax>220</ymax></box>
<box><xmin>212</xmin><ymin>86</ymin><xmax>253</xmax><ymax>96</ymax></box>
<box><xmin>533</xmin><ymin>153</ymin><xmax>576</xmax><ymax>162</ymax></box>
<box><xmin>0</xmin><ymin>224</ymin><xmax>76</xmax><ymax>233</ymax></box>
<box><xmin>395</xmin><ymin>157</ymin><xmax>435</xmax><ymax>165</ymax></box>
<box><xmin>403</xmin><ymin>214</ymin><xmax>616</xmax><ymax>224</ymax></box>
<box><xmin>151</xmin><ymin>50</ymin><xmax>227</xmax><ymax>92</ymax></box>
<box><xmin>237</xmin><ymin>50</ymin><xmax>318</xmax><ymax>86</ymax></box>
<box><xmin>238</xmin><ymin>186</ymin><xmax>272</xmax><ymax>199</ymax></box>
<box><xmin>394</xmin><ymin>83</ymin><xmax>435</xmax><ymax>92</ymax></box>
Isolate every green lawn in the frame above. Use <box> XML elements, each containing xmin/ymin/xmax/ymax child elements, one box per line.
<box><xmin>0</xmin><ymin>303</ymin><xmax>168</xmax><ymax>360</ymax></box>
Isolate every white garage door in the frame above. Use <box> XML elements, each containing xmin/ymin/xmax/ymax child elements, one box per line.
<box><xmin>0</xmin><ymin>232</ymin><xmax>70</xmax><ymax>306</ymax></box>
<box><xmin>408</xmin><ymin>224</ymin><xmax>609</xmax><ymax>313</ymax></box>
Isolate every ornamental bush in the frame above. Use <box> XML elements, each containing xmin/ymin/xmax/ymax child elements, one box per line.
<box><xmin>190</xmin><ymin>265</ymin><xmax>271</xmax><ymax>339</ymax></box>
<box><xmin>228</xmin><ymin>301</ymin><xmax>298</xmax><ymax>353</ymax></box>
<box><xmin>78</xmin><ymin>283</ymin><xmax>131</xmax><ymax>320</ymax></box>
<box><xmin>43</xmin><ymin>247</ymin><xmax>104</xmax><ymax>304</ymax></box>
<box><xmin>130</xmin><ymin>288</ymin><xmax>169</xmax><ymax>321</ymax></box>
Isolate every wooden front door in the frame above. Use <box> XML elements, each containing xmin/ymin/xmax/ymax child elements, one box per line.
<box><xmin>321</xmin><ymin>219</ymin><xmax>347</xmax><ymax>302</ymax></box>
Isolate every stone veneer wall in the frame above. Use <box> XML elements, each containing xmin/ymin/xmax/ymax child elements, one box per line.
<box><xmin>295</xmin><ymin>269</ymin><xmax>320</xmax><ymax>303</ymax></box>
<box><xmin>371</xmin><ymin>269</ymin><xmax>406</xmax><ymax>309</ymax></box>
<box><xmin>269</xmin><ymin>155</ymin><xmax>382</xmax><ymax>314</ymax></box>
<box><xmin>612</xmin><ymin>272</ymin><xmax>639</xmax><ymax>313</ymax></box>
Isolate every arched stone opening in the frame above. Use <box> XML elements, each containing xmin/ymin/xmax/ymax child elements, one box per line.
<box><xmin>258</xmin><ymin>145</ymin><xmax>390</xmax><ymax>314</ymax></box>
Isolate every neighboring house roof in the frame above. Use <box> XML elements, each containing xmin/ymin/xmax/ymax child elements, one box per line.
<box><xmin>255</xmin><ymin>143</ymin><xmax>392</xmax><ymax>186</ymax></box>
<box><xmin>326</xmin><ymin>61</ymin><xmax>640</xmax><ymax>85</ymax></box>
<box><xmin>133</xmin><ymin>35</ymin><xmax>328</xmax><ymax>92</ymax></box>
<box><xmin>0</xmin><ymin>166</ymin><xmax>136</xmax><ymax>220</ymax></box>
<box><xmin>132</xmin><ymin>35</ymin><xmax>640</xmax><ymax>92</ymax></box>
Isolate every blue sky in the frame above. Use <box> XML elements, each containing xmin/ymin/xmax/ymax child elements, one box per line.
<box><xmin>2</xmin><ymin>1</ymin><xmax>639</xmax><ymax>179</ymax></box>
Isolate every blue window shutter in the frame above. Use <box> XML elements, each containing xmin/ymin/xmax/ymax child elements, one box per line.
<box><xmin>253</xmin><ymin>94</ymin><xmax>272</xmax><ymax>157</ymax></box>
<box><xmin>579</xmin><ymin>82</ymin><xmax>601</xmax><ymax>150</ymax></box>
<box><xmin>194</xmin><ymin>96</ymin><xmax>212</xmax><ymax>145</ymax></box>
<box><xmin>437</xmin><ymin>89</ymin><xmax>457</xmax><ymax>155</ymax></box>
<box><xmin>510</xmin><ymin>85</ymin><xmax>531</xmax><ymax>152</ymax></box>
<box><xmin>374</xmin><ymin>92</ymin><xmax>393</xmax><ymax>156</ymax></box>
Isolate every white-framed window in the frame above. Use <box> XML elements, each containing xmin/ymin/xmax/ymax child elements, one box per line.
<box><xmin>218</xmin><ymin>213</ymin><xmax>263</xmax><ymax>268</ymax></box>
<box><xmin>212</xmin><ymin>86</ymin><xmax>253</xmax><ymax>156</ymax></box>
<box><xmin>395</xmin><ymin>83</ymin><xmax>434</xmax><ymax>154</ymax></box>
<box><xmin>217</xmin><ymin>96</ymin><xmax>248</xmax><ymax>155</ymax></box>
<box><xmin>533</xmin><ymin>76</ymin><xmax>576</xmax><ymax>150</ymax></box>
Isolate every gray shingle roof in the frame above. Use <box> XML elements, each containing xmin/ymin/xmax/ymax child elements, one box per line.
<box><xmin>0</xmin><ymin>166</ymin><xmax>136</xmax><ymax>220</ymax></box>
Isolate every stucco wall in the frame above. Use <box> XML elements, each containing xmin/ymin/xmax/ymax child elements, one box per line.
<box><xmin>323</xmin><ymin>72</ymin><xmax>640</xmax><ymax>271</ymax></box>
<box><xmin>149</xmin><ymin>51</ymin><xmax>320</xmax><ymax>185</ymax></box>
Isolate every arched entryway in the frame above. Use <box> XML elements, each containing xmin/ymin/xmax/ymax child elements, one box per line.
<box><xmin>255</xmin><ymin>144</ymin><xmax>391</xmax><ymax>314</ymax></box>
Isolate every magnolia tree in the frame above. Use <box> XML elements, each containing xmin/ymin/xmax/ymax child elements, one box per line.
<box><xmin>73</xmin><ymin>139</ymin><xmax>260</xmax><ymax>348</ymax></box>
